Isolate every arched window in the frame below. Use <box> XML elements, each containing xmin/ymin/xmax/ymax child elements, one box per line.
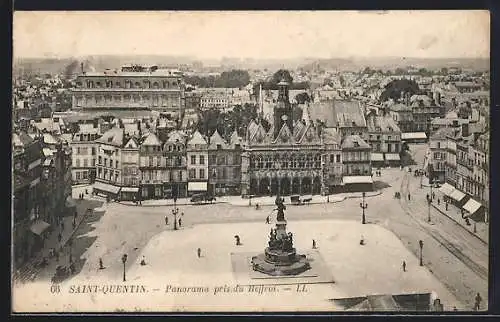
<box><xmin>153</xmin><ymin>82</ymin><xmax>159</xmax><ymax>89</ymax></box>
<box><xmin>135</xmin><ymin>82</ymin><xmax>141</xmax><ymax>89</ymax></box>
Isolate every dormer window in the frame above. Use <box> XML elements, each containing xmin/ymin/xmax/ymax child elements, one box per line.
<box><xmin>354</xmin><ymin>141</ymin><xmax>360</xmax><ymax>147</ymax></box>
<box><xmin>217</xmin><ymin>144</ymin><xmax>222</xmax><ymax>150</ymax></box>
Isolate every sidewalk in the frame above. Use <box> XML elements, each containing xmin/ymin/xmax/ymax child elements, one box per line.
<box><xmin>13</xmin><ymin>198</ymin><xmax>104</xmax><ymax>284</ymax></box>
<box><xmin>433</xmin><ymin>191</ymin><xmax>488</xmax><ymax>244</ymax></box>
<box><xmin>115</xmin><ymin>191</ymin><xmax>383</xmax><ymax>208</ymax></box>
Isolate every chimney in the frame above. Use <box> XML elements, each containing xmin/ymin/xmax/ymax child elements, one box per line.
<box><xmin>80</xmin><ymin>62</ymin><xmax>84</xmax><ymax>74</ymax></box>
<box><xmin>461</xmin><ymin>123</ymin><xmax>469</xmax><ymax>138</ymax></box>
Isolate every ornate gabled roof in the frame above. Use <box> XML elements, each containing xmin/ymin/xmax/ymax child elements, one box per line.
<box><xmin>166</xmin><ymin>130</ymin><xmax>185</xmax><ymax>144</ymax></box>
<box><xmin>273</xmin><ymin>123</ymin><xmax>293</xmax><ymax>144</ymax></box>
<box><xmin>188</xmin><ymin>130</ymin><xmax>207</xmax><ymax>146</ymax></box>
<box><xmin>249</xmin><ymin>123</ymin><xmax>268</xmax><ymax>144</ymax></box>
<box><xmin>209</xmin><ymin>130</ymin><xmax>228</xmax><ymax>149</ymax></box>
<box><xmin>124</xmin><ymin>137</ymin><xmax>139</xmax><ymax>149</ymax></box>
<box><xmin>229</xmin><ymin>130</ymin><xmax>242</xmax><ymax>148</ymax></box>
<box><xmin>298</xmin><ymin>123</ymin><xmax>320</xmax><ymax>144</ymax></box>
<box><xmin>95</xmin><ymin>128</ymin><xmax>124</xmax><ymax>147</ymax></box>
<box><xmin>293</xmin><ymin>120</ymin><xmax>307</xmax><ymax>142</ymax></box>
<box><xmin>141</xmin><ymin>132</ymin><xmax>162</xmax><ymax>146</ymax></box>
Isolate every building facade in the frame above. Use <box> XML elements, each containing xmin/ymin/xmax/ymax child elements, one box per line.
<box><xmin>207</xmin><ymin>130</ymin><xmax>242</xmax><ymax>196</ymax></box>
<box><xmin>71</xmin><ymin>129</ymin><xmax>99</xmax><ymax>184</ymax></box>
<box><xmin>139</xmin><ymin>132</ymin><xmax>164</xmax><ymax>199</ymax></box>
<box><xmin>94</xmin><ymin>128</ymin><xmax>125</xmax><ymax>198</ymax></box>
<box><xmin>13</xmin><ymin>132</ymin><xmax>44</xmax><ymax>266</ymax></box>
<box><xmin>366</xmin><ymin>113</ymin><xmax>402</xmax><ymax>167</ymax></box>
<box><xmin>186</xmin><ymin>130</ymin><xmax>209</xmax><ymax>196</ymax></box>
<box><xmin>428</xmin><ymin>127</ymin><xmax>455</xmax><ymax>183</ymax></box>
<box><xmin>163</xmin><ymin>131</ymin><xmax>188</xmax><ymax>198</ymax></box>
<box><xmin>72</xmin><ymin>65</ymin><xmax>185</xmax><ymax>113</ymax></box>
<box><xmin>120</xmin><ymin>136</ymin><xmax>140</xmax><ymax>201</ymax></box>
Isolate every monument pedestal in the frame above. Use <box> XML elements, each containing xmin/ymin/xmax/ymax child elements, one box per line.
<box><xmin>251</xmin><ymin>219</ymin><xmax>311</xmax><ymax>276</ymax></box>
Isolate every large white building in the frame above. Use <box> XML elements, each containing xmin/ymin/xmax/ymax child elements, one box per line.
<box><xmin>93</xmin><ymin>128</ymin><xmax>125</xmax><ymax>197</ymax></box>
<box><xmin>71</xmin><ymin>127</ymin><xmax>100</xmax><ymax>184</ymax></box>
<box><xmin>72</xmin><ymin>64</ymin><xmax>185</xmax><ymax>113</ymax></box>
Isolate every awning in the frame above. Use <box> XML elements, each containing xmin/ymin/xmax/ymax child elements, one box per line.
<box><xmin>449</xmin><ymin>189</ymin><xmax>466</xmax><ymax>202</ymax></box>
<box><xmin>462</xmin><ymin>198</ymin><xmax>482</xmax><ymax>215</ymax></box>
<box><xmin>188</xmin><ymin>182</ymin><xmax>208</xmax><ymax>191</ymax></box>
<box><xmin>65</xmin><ymin>196</ymin><xmax>77</xmax><ymax>208</ymax></box>
<box><xmin>93</xmin><ymin>181</ymin><xmax>121</xmax><ymax>194</ymax></box>
<box><xmin>121</xmin><ymin>187</ymin><xmax>139</xmax><ymax>193</ymax></box>
<box><xmin>30</xmin><ymin>220</ymin><xmax>50</xmax><ymax>236</ymax></box>
<box><xmin>385</xmin><ymin>153</ymin><xmax>401</xmax><ymax>161</ymax></box>
<box><xmin>401</xmin><ymin>132</ymin><xmax>427</xmax><ymax>140</ymax></box>
<box><xmin>371</xmin><ymin>153</ymin><xmax>384</xmax><ymax>162</ymax></box>
<box><xmin>342</xmin><ymin>176</ymin><xmax>373</xmax><ymax>184</ymax></box>
<box><xmin>439</xmin><ymin>183</ymin><xmax>456</xmax><ymax>196</ymax></box>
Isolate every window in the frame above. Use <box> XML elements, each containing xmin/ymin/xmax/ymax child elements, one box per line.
<box><xmin>329</xmin><ymin>155</ymin><xmax>334</xmax><ymax>163</ymax></box>
<box><xmin>92</xmin><ymin>159</ymin><xmax>95</xmax><ymax>166</ymax></box>
<box><xmin>199</xmin><ymin>155</ymin><xmax>205</xmax><ymax>165</ymax></box>
<box><xmin>83</xmin><ymin>159</ymin><xmax>88</xmax><ymax>167</ymax></box>
<box><xmin>76</xmin><ymin>159</ymin><xmax>80</xmax><ymax>167</ymax></box>
<box><xmin>199</xmin><ymin>169</ymin><xmax>205</xmax><ymax>179</ymax></box>
<box><xmin>76</xmin><ymin>172</ymin><xmax>81</xmax><ymax>180</ymax></box>
<box><xmin>191</xmin><ymin>155</ymin><xmax>196</xmax><ymax>165</ymax></box>
<box><xmin>92</xmin><ymin>147</ymin><xmax>96</xmax><ymax>155</ymax></box>
<box><xmin>189</xmin><ymin>169</ymin><xmax>196</xmax><ymax>179</ymax></box>
<box><xmin>336</xmin><ymin>155</ymin><xmax>341</xmax><ymax>163</ymax></box>
<box><xmin>116</xmin><ymin>161</ymin><xmax>119</xmax><ymax>169</ymax></box>
<box><xmin>98</xmin><ymin>156</ymin><xmax>102</xmax><ymax>164</ymax></box>
<box><xmin>179</xmin><ymin>171</ymin><xmax>183</xmax><ymax>181</ymax></box>
<box><xmin>149</xmin><ymin>156</ymin><xmax>153</xmax><ymax>167</ymax></box>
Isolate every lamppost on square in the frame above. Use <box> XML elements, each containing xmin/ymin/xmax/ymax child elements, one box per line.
<box><xmin>419</xmin><ymin>240</ymin><xmax>424</xmax><ymax>266</ymax></box>
<box><xmin>172</xmin><ymin>192</ymin><xmax>178</xmax><ymax>230</ymax></box>
<box><xmin>121</xmin><ymin>254</ymin><xmax>127</xmax><ymax>282</ymax></box>
<box><xmin>427</xmin><ymin>197</ymin><xmax>432</xmax><ymax>223</ymax></box>
<box><xmin>360</xmin><ymin>192</ymin><xmax>367</xmax><ymax>224</ymax></box>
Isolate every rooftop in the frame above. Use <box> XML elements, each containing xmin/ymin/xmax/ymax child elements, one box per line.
<box><xmin>342</xmin><ymin>135</ymin><xmax>370</xmax><ymax>149</ymax></box>
<box><xmin>95</xmin><ymin>128</ymin><xmax>124</xmax><ymax>147</ymax></box>
<box><xmin>366</xmin><ymin>115</ymin><xmax>401</xmax><ymax>133</ymax></box>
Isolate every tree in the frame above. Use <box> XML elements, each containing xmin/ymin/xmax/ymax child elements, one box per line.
<box><xmin>294</xmin><ymin>92</ymin><xmax>311</xmax><ymax>105</ymax></box>
<box><xmin>271</xmin><ymin>69</ymin><xmax>293</xmax><ymax>84</ymax></box>
<box><xmin>379</xmin><ymin>79</ymin><xmax>421</xmax><ymax>102</ymax></box>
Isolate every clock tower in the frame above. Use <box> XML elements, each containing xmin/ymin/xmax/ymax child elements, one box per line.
<box><xmin>273</xmin><ymin>79</ymin><xmax>293</xmax><ymax>139</ymax></box>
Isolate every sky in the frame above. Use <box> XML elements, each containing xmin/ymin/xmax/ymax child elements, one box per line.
<box><xmin>13</xmin><ymin>11</ymin><xmax>490</xmax><ymax>60</ymax></box>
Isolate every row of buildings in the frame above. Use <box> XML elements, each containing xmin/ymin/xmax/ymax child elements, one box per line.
<box><xmin>68</xmin><ymin>81</ymin><xmax>407</xmax><ymax>200</ymax></box>
<box><xmin>13</xmin><ymin>131</ymin><xmax>72</xmax><ymax>267</ymax></box>
<box><xmin>428</xmin><ymin>122</ymin><xmax>489</xmax><ymax>222</ymax></box>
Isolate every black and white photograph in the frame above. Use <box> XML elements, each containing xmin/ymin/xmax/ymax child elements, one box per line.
<box><xmin>11</xmin><ymin>10</ymin><xmax>490</xmax><ymax>312</ymax></box>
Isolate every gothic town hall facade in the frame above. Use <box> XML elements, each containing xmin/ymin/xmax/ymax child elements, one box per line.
<box><xmin>241</xmin><ymin>80</ymin><xmax>368</xmax><ymax>196</ymax></box>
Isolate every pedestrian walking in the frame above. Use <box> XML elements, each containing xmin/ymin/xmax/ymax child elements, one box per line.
<box><xmin>140</xmin><ymin>256</ymin><xmax>146</xmax><ymax>266</ymax></box>
<box><xmin>402</xmin><ymin>260</ymin><xmax>406</xmax><ymax>272</ymax></box>
<box><xmin>197</xmin><ymin>248</ymin><xmax>201</xmax><ymax>258</ymax></box>
<box><xmin>99</xmin><ymin>257</ymin><xmax>104</xmax><ymax>269</ymax></box>
<box><xmin>178</xmin><ymin>218</ymin><xmax>182</xmax><ymax>227</ymax></box>
<box><xmin>85</xmin><ymin>189</ymin><xmax>88</xmax><ymax>194</ymax></box>
<box><xmin>165</xmin><ymin>216</ymin><xmax>169</xmax><ymax>225</ymax></box>
<box><xmin>312</xmin><ymin>239</ymin><xmax>317</xmax><ymax>249</ymax></box>
<box><xmin>426</xmin><ymin>193</ymin><xmax>429</xmax><ymax>201</ymax></box>
<box><xmin>72</xmin><ymin>220</ymin><xmax>76</xmax><ymax>230</ymax></box>
<box><xmin>359</xmin><ymin>235</ymin><xmax>365</xmax><ymax>245</ymax></box>
<box><xmin>408</xmin><ymin>193</ymin><xmax>411</xmax><ymax>201</ymax></box>
<box><xmin>57</xmin><ymin>233</ymin><xmax>62</xmax><ymax>243</ymax></box>
<box><xmin>69</xmin><ymin>253</ymin><xmax>73</xmax><ymax>264</ymax></box>
<box><xmin>265</xmin><ymin>216</ymin><xmax>270</xmax><ymax>224</ymax></box>
<box><xmin>474</xmin><ymin>293</ymin><xmax>482</xmax><ymax>311</ymax></box>
<box><xmin>61</xmin><ymin>221</ymin><xmax>65</xmax><ymax>231</ymax></box>
<box><xmin>432</xmin><ymin>192</ymin><xmax>435</xmax><ymax>200</ymax></box>
<box><xmin>437</xmin><ymin>198</ymin><xmax>440</xmax><ymax>206</ymax></box>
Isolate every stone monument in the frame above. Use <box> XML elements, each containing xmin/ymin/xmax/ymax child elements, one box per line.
<box><xmin>251</xmin><ymin>195</ymin><xmax>311</xmax><ymax>276</ymax></box>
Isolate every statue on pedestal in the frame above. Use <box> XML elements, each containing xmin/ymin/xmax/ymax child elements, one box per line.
<box><xmin>274</xmin><ymin>196</ymin><xmax>286</xmax><ymax>222</ymax></box>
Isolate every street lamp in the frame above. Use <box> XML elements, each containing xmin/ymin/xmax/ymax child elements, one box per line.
<box><xmin>172</xmin><ymin>207</ymin><xmax>179</xmax><ymax>230</ymax></box>
<box><xmin>121</xmin><ymin>254</ymin><xmax>127</xmax><ymax>282</ymax></box>
<box><xmin>427</xmin><ymin>197</ymin><xmax>432</xmax><ymax>223</ymax></box>
<box><xmin>360</xmin><ymin>192</ymin><xmax>368</xmax><ymax>224</ymax></box>
<box><xmin>419</xmin><ymin>240</ymin><xmax>424</xmax><ymax>266</ymax></box>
